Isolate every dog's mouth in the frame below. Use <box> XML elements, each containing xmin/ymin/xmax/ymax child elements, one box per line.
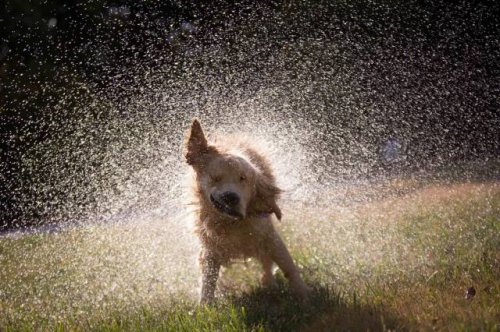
<box><xmin>210</xmin><ymin>195</ymin><xmax>244</xmax><ymax>220</ymax></box>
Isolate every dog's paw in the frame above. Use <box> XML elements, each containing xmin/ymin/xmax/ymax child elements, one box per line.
<box><xmin>199</xmin><ymin>296</ymin><xmax>216</xmax><ymax>306</ymax></box>
<box><xmin>291</xmin><ymin>280</ymin><xmax>312</xmax><ymax>306</ymax></box>
<box><xmin>199</xmin><ymin>288</ymin><xmax>217</xmax><ymax>306</ymax></box>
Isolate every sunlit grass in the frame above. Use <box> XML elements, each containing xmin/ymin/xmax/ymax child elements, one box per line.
<box><xmin>1</xmin><ymin>180</ymin><xmax>498</xmax><ymax>331</ymax></box>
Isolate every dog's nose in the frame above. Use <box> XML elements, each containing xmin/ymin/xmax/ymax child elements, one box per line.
<box><xmin>219</xmin><ymin>191</ymin><xmax>240</xmax><ymax>206</ymax></box>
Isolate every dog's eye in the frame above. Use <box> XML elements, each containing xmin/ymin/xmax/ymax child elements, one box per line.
<box><xmin>240</xmin><ymin>175</ymin><xmax>247</xmax><ymax>182</ymax></box>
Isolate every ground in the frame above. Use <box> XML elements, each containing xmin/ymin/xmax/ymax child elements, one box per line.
<box><xmin>0</xmin><ymin>175</ymin><xmax>498</xmax><ymax>331</ymax></box>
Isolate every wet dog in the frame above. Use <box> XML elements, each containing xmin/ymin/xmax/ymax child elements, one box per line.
<box><xmin>184</xmin><ymin>119</ymin><xmax>309</xmax><ymax>305</ymax></box>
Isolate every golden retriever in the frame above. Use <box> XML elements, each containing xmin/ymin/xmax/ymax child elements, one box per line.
<box><xmin>184</xmin><ymin>119</ymin><xmax>309</xmax><ymax>305</ymax></box>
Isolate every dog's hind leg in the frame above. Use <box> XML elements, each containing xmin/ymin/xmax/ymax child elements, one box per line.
<box><xmin>199</xmin><ymin>253</ymin><xmax>221</xmax><ymax>305</ymax></box>
<box><xmin>259</xmin><ymin>254</ymin><xmax>278</xmax><ymax>288</ymax></box>
<box><xmin>269</xmin><ymin>234</ymin><xmax>310</xmax><ymax>302</ymax></box>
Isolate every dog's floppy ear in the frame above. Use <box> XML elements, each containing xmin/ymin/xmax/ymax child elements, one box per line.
<box><xmin>185</xmin><ymin>118</ymin><xmax>208</xmax><ymax>166</ymax></box>
<box><xmin>252</xmin><ymin>175</ymin><xmax>282</xmax><ymax>220</ymax></box>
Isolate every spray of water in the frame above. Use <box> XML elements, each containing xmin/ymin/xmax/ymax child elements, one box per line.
<box><xmin>1</xmin><ymin>0</ymin><xmax>498</xmax><ymax>326</ymax></box>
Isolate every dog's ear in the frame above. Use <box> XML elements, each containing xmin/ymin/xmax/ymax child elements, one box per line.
<box><xmin>185</xmin><ymin>119</ymin><xmax>208</xmax><ymax>166</ymax></box>
<box><xmin>252</xmin><ymin>175</ymin><xmax>282</xmax><ymax>220</ymax></box>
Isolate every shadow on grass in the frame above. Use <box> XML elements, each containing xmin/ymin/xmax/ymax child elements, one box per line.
<box><xmin>224</xmin><ymin>279</ymin><xmax>406</xmax><ymax>331</ymax></box>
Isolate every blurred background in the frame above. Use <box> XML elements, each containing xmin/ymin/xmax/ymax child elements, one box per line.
<box><xmin>1</xmin><ymin>0</ymin><xmax>499</xmax><ymax>229</ymax></box>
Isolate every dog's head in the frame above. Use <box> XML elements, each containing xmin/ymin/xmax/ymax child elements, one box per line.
<box><xmin>185</xmin><ymin>119</ymin><xmax>282</xmax><ymax>221</ymax></box>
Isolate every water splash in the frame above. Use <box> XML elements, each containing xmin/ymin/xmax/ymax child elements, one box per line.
<box><xmin>0</xmin><ymin>0</ymin><xmax>498</xmax><ymax>327</ymax></box>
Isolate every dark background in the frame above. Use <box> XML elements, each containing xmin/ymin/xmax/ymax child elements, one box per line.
<box><xmin>1</xmin><ymin>0</ymin><xmax>499</xmax><ymax>229</ymax></box>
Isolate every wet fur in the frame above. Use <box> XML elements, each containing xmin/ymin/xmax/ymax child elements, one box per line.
<box><xmin>184</xmin><ymin>119</ymin><xmax>309</xmax><ymax>305</ymax></box>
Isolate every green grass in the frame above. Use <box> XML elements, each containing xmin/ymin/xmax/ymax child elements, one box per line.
<box><xmin>1</xmin><ymin>180</ymin><xmax>499</xmax><ymax>331</ymax></box>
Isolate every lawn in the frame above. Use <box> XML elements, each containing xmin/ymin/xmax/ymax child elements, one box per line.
<box><xmin>0</xmin><ymin>178</ymin><xmax>498</xmax><ymax>331</ymax></box>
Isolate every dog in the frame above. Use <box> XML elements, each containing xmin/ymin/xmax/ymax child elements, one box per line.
<box><xmin>184</xmin><ymin>119</ymin><xmax>309</xmax><ymax>305</ymax></box>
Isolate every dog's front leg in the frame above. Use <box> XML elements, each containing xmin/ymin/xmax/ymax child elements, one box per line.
<box><xmin>199</xmin><ymin>253</ymin><xmax>221</xmax><ymax>305</ymax></box>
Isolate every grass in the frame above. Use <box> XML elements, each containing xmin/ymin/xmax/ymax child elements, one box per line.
<box><xmin>0</xmin><ymin>178</ymin><xmax>499</xmax><ymax>331</ymax></box>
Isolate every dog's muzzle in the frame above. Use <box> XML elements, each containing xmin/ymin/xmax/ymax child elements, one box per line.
<box><xmin>210</xmin><ymin>192</ymin><xmax>244</xmax><ymax>219</ymax></box>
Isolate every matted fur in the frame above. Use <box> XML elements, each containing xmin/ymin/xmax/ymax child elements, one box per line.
<box><xmin>184</xmin><ymin>119</ymin><xmax>309</xmax><ymax>305</ymax></box>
